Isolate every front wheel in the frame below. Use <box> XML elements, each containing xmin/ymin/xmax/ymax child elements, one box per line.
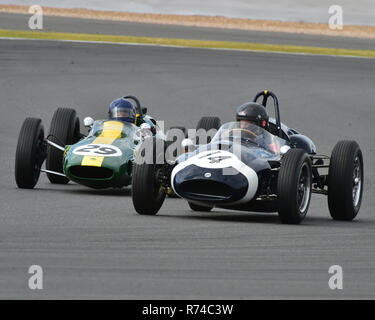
<box><xmin>132</xmin><ymin>138</ymin><xmax>168</xmax><ymax>215</ymax></box>
<box><xmin>15</xmin><ymin>118</ymin><xmax>45</xmax><ymax>189</ymax></box>
<box><xmin>327</xmin><ymin>141</ymin><xmax>363</xmax><ymax>221</ymax></box>
<box><xmin>277</xmin><ymin>149</ymin><xmax>312</xmax><ymax>224</ymax></box>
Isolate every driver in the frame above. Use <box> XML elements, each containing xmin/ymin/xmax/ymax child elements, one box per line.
<box><xmin>235</xmin><ymin>102</ymin><xmax>269</xmax><ymax>131</ymax></box>
<box><xmin>108</xmin><ymin>97</ymin><xmax>158</xmax><ymax>137</ymax></box>
<box><xmin>235</xmin><ymin>102</ymin><xmax>280</xmax><ymax>153</ymax></box>
<box><xmin>108</xmin><ymin>97</ymin><xmax>137</xmax><ymax>123</ymax></box>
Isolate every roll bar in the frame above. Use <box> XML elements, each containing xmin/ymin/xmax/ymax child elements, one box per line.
<box><xmin>252</xmin><ymin>90</ymin><xmax>282</xmax><ymax>138</ymax></box>
<box><xmin>124</xmin><ymin>95</ymin><xmax>143</xmax><ymax>117</ymax></box>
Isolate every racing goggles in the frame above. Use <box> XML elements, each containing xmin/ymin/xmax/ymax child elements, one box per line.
<box><xmin>109</xmin><ymin>107</ymin><xmax>135</xmax><ymax>121</ymax></box>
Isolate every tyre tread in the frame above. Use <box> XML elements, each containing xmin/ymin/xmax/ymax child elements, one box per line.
<box><xmin>15</xmin><ymin>118</ymin><xmax>44</xmax><ymax>188</ymax></box>
<box><xmin>277</xmin><ymin>148</ymin><xmax>312</xmax><ymax>224</ymax></box>
<box><xmin>328</xmin><ymin>140</ymin><xmax>362</xmax><ymax>220</ymax></box>
<box><xmin>46</xmin><ymin>108</ymin><xmax>79</xmax><ymax>184</ymax></box>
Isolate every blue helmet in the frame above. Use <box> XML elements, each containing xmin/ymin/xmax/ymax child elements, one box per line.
<box><xmin>108</xmin><ymin>98</ymin><xmax>136</xmax><ymax>123</ymax></box>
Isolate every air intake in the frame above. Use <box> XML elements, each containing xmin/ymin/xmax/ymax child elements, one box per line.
<box><xmin>69</xmin><ymin>166</ymin><xmax>113</xmax><ymax>179</ymax></box>
<box><xmin>180</xmin><ymin>180</ymin><xmax>232</xmax><ymax>199</ymax></box>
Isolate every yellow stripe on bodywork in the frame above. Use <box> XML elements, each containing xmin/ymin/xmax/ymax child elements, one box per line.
<box><xmin>81</xmin><ymin>121</ymin><xmax>124</xmax><ymax>167</ymax></box>
<box><xmin>81</xmin><ymin>156</ymin><xmax>105</xmax><ymax>167</ymax></box>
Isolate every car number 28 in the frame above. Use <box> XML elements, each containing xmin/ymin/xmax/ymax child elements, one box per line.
<box><xmin>73</xmin><ymin>144</ymin><xmax>122</xmax><ymax>157</ymax></box>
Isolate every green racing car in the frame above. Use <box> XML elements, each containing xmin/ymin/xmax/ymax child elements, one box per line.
<box><xmin>15</xmin><ymin>95</ymin><xmax>180</xmax><ymax>190</ymax></box>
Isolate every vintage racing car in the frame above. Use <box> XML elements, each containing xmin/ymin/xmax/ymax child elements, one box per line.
<box><xmin>131</xmin><ymin>90</ymin><xmax>363</xmax><ymax>224</ymax></box>
<box><xmin>15</xmin><ymin>96</ymin><xmax>178</xmax><ymax>190</ymax></box>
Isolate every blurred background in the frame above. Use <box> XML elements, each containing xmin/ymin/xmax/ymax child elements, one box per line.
<box><xmin>1</xmin><ymin>0</ymin><xmax>374</xmax><ymax>25</ymax></box>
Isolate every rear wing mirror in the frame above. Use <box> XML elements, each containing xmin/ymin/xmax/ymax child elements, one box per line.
<box><xmin>83</xmin><ymin>117</ymin><xmax>94</xmax><ymax>128</ymax></box>
<box><xmin>181</xmin><ymin>138</ymin><xmax>195</xmax><ymax>153</ymax></box>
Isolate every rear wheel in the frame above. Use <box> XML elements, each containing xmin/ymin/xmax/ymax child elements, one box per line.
<box><xmin>15</xmin><ymin>118</ymin><xmax>45</xmax><ymax>189</ymax></box>
<box><xmin>188</xmin><ymin>202</ymin><xmax>213</xmax><ymax>212</ymax></box>
<box><xmin>196</xmin><ymin>116</ymin><xmax>221</xmax><ymax>144</ymax></box>
<box><xmin>46</xmin><ymin>108</ymin><xmax>80</xmax><ymax>184</ymax></box>
<box><xmin>132</xmin><ymin>138</ymin><xmax>168</xmax><ymax>215</ymax></box>
<box><xmin>277</xmin><ymin>149</ymin><xmax>312</xmax><ymax>224</ymax></box>
<box><xmin>169</xmin><ymin>126</ymin><xmax>186</xmax><ymax>138</ymax></box>
<box><xmin>328</xmin><ymin>141</ymin><xmax>363</xmax><ymax>221</ymax></box>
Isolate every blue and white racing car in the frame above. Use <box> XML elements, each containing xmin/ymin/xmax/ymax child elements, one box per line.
<box><xmin>131</xmin><ymin>90</ymin><xmax>363</xmax><ymax>224</ymax></box>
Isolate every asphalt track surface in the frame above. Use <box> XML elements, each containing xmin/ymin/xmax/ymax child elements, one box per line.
<box><xmin>0</xmin><ymin>39</ymin><xmax>374</xmax><ymax>299</ymax></box>
<box><xmin>2</xmin><ymin>12</ymin><xmax>375</xmax><ymax>51</ymax></box>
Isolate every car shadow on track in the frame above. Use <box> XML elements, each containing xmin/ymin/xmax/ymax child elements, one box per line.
<box><xmin>64</xmin><ymin>188</ymin><xmax>132</xmax><ymax>197</ymax></box>
<box><xmin>159</xmin><ymin>211</ymin><xmax>282</xmax><ymax>225</ymax></box>
<box><xmin>158</xmin><ymin>210</ymin><xmax>370</xmax><ymax>227</ymax></box>
<box><xmin>32</xmin><ymin>185</ymin><xmax>132</xmax><ymax>197</ymax></box>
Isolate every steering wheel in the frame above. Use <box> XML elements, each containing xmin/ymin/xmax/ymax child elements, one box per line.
<box><xmin>227</xmin><ymin>128</ymin><xmax>258</xmax><ymax>139</ymax></box>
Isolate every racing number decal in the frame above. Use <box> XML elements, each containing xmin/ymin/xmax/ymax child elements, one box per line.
<box><xmin>206</xmin><ymin>155</ymin><xmax>232</xmax><ymax>164</ymax></box>
<box><xmin>76</xmin><ymin>144</ymin><xmax>97</xmax><ymax>152</ymax></box>
<box><xmin>73</xmin><ymin>144</ymin><xmax>122</xmax><ymax>157</ymax></box>
<box><xmin>76</xmin><ymin>145</ymin><xmax>116</xmax><ymax>155</ymax></box>
<box><xmin>199</xmin><ymin>151</ymin><xmax>232</xmax><ymax>164</ymax></box>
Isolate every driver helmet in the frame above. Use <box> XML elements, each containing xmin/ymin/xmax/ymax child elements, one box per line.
<box><xmin>235</xmin><ymin>102</ymin><xmax>269</xmax><ymax>130</ymax></box>
<box><xmin>108</xmin><ymin>98</ymin><xmax>136</xmax><ymax>123</ymax></box>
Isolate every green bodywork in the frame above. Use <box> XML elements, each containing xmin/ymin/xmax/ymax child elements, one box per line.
<box><xmin>63</xmin><ymin>117</ymin><xmax>163</xmax><ymax>189</ymax></box>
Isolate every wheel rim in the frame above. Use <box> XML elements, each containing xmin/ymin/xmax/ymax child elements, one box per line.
<box><xmin>352</xmin><ymin>156</ymin><xmax>362</xmax><ymax>207</ymax></box>
<box><xmin>153</xmin><ymin>166</ymin><xmax>164</xmax><ymax>200</ymax></box>
<box><xmin>297</xmin><ymin>162</ymin><xmax>311</xmax><ymax>213</ymax></box>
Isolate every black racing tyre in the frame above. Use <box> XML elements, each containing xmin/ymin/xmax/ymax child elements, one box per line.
<box><xmin>132</xmin><ymin>138</ymin><xmax>168</xmax><ymax>215</ymax></box>
<box><xmin>188</xmin><ymin>202</ymin><xmax>213</xmax><ymax>212</ymax></box>
<box><xmin>15</xmin><ymin>118</ymin><xmax>45</xmax><ymax>189</ymax></box>
<box><xmin>46</xmin><ymin>108</ymin><xmax>80</xmax><ymax>184</ymax></box>
<box><xmin>169</xmin><ymin>126</ymin><xmax>187</xmax><ymax>138</ymax></box>
<box><xmin>327</xmin><ymin>141</ymin><xmax>363</xmax><ymax>221</ymax></box>
<box><xmin>196</xmin><ymin>116</ymin><xmax>221</xmax><ymax>144</ymax></box>
<box><xmin>277</xmin><ymin>148</ymin><xmax>312</xmax><ymax>224</ymax></box>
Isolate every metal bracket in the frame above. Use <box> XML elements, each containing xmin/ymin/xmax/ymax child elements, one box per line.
<box><xmin>46</xmin><ymin>139</ymin><xmax>65</xmax><ymax>151</ymax></box>
<box><xmin>40</xmin><ymin>169</ymin><xmax>66</xmax><ymax>177</ymax></box>
<box><xmin>312</xmin><ymin>189</ymin><xmax>328</xmax><ymax>195</ymax></box>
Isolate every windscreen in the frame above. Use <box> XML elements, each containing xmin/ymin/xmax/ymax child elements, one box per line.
<box><xmin>211</xmin><ymin>121</ymin><xmax>288</xmax><ymax>155</ymax></box>
<box><xmin>89</xmin><ymin>120</ymin><xmax>137</xmax><ymax>139</ymax></box>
